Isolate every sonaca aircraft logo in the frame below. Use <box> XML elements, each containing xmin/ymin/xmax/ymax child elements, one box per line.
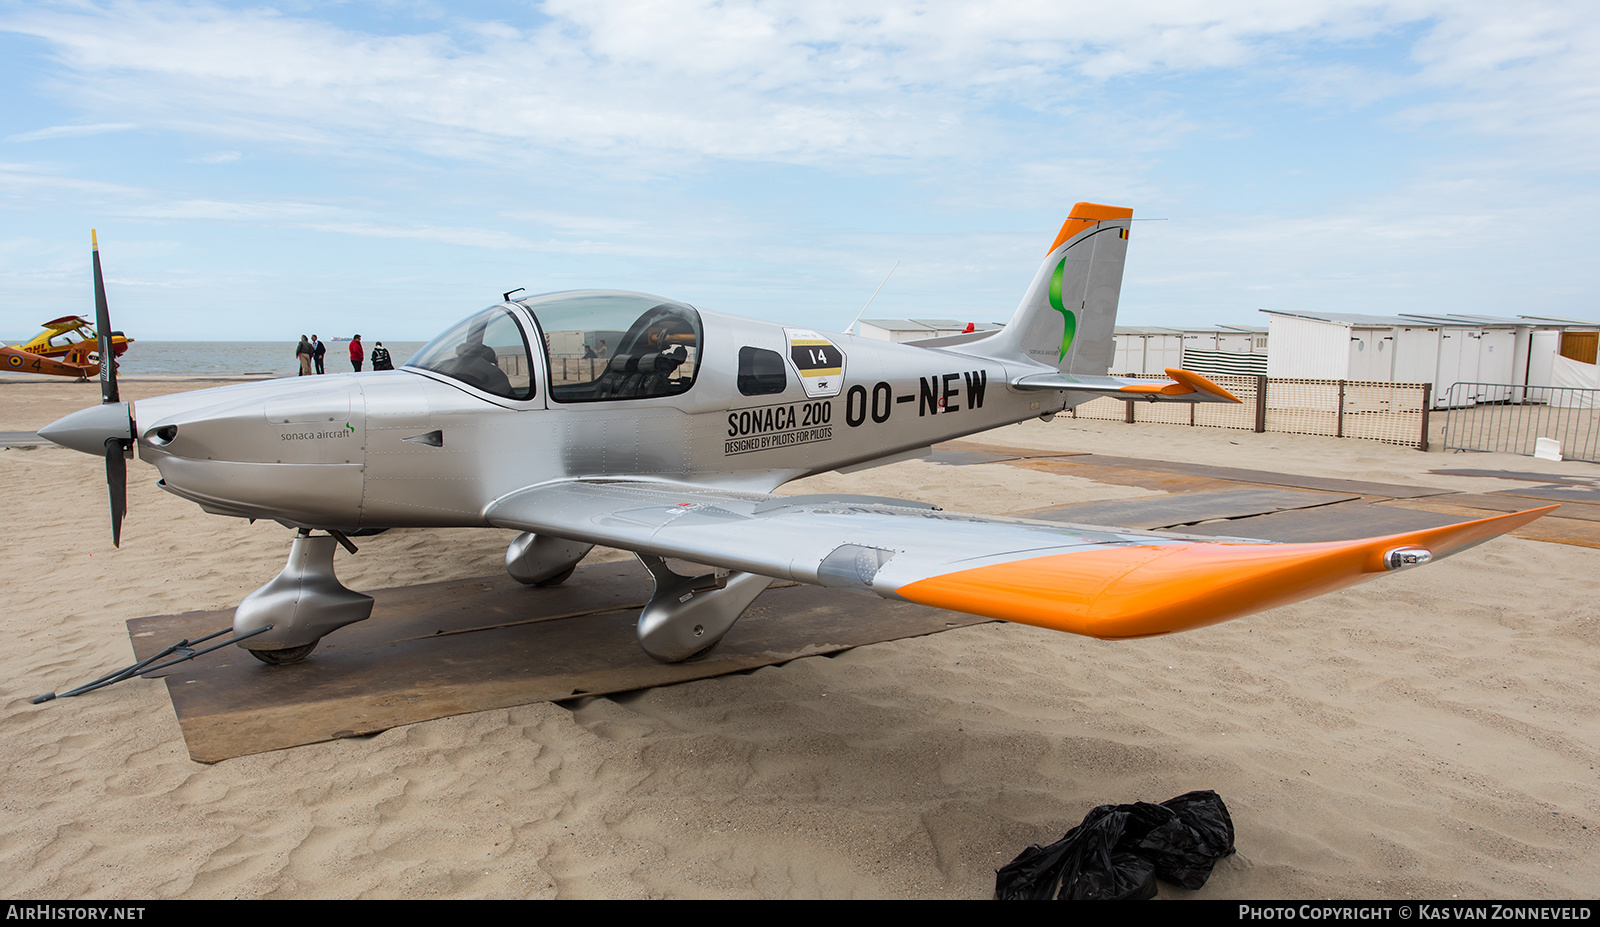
<box><xmin>1047</xmin><ymin>257</ymin><xmax>1076</xmax><ymax>362</ymax></box>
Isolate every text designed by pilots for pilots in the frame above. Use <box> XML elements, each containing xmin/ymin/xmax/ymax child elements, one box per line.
<box><xmin>1236</xmin><ymin>906</ymin><xmax>1591</xmax><ymax>922</ymax></box>
<box><xmin>725</xmin><ymin>400</ymin><xmax>834</xmax><ymax>456</ymax></box>
<box><xmin>5</xmin><ymin>908</ymin><xmax>145</xmax><ymax>921</ymax></box>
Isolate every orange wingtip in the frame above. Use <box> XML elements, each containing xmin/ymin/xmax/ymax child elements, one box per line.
<box><xmin>1048</xmin><ymin>202</ymin><xmax>1134</xmax><ymax>255</ymax></box>
<box><xmin>898</xmin><ymin>506</ymin><xmax>1555</xmax><ymax>640</ymax></box>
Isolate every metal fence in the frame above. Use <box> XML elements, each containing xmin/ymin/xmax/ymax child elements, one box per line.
<box><xmin>1441</xmin><ymin>383</ymin><xmax>1600</xmax><ymax>463</ymax></box>
<box><xmin>1068</xmin><ymin>375</ymin><xmax>1433</xmax><ymax>449</ymax></box>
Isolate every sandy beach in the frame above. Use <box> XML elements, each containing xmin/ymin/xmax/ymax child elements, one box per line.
<box><xmin>2</xmin><ymin>376</ymin><xmax>1597</xmax><ymax>899</ymax></box>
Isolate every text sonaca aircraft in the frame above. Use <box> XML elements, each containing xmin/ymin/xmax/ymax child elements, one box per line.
<box><xmin>41</xmin><ymin>206</ymin><xmax>1550</xmax><ymax>665</ymax></box>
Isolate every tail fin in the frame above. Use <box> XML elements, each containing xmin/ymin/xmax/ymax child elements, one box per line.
<box><xmin>984</xmin><ymin>202</ymin><xmax>1133</xmax><ymax>375</ymax></box>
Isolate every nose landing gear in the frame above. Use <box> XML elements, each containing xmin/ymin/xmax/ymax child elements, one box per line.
<box><xmin>234</xmin><ymin>528</ymin><xmax>373</xmax><ymax>665</ymax></box>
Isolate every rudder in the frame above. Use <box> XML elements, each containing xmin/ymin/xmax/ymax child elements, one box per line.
<box><xmin>986</xmin><ymin>202</ymin><xmax>1133</xmax><ymax>376</ymax></box>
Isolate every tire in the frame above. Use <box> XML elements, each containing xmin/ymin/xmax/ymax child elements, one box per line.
<box><xmin>534</xmin><ymin>565</ymin><xmax>577</xmax><ymax>587</ymax></box>
<box><xmin>248</xmin><ymin>641</ymin><xmax>319</xmax><ymax>665</ymax></box>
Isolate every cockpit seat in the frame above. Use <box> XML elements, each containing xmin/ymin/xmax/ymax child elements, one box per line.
<box><xmin>433</xmin><ymin>341</ymin><xmax>513</xmax><ymax>395</ymax></box>
<box><xmin>592</xmin><ymin>353</ymin><xmax>637</xmax><ymax>399</ymax></box>
<box><xmin>631</xmin><ymin>345</ymin><xmax>688</xmax><ymax>396</ymax></box>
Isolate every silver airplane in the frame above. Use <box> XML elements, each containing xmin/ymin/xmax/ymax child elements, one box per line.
<box><xmin>40</xmin><ymin>204</ymin><xmax>1551</xmax><ymax>666</ymax></box>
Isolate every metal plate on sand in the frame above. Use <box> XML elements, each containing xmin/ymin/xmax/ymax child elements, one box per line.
<box><xmin>126</xmin><ymin>560</ymin><xmax>989</xmax><ymax>763</ymax></box>
<box><xmin>1018</xmin><ymin>488</ymin><xmax>1357</xmax><ymax>531</ymax></box>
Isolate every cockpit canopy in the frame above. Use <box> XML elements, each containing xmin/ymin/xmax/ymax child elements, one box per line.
<box><xmin>406</xmin><ymin>291</ymin><xmax>701</xmax><ymax>403</ymax></box>
<box><xmin>406</xmin><ymin>306</ymin><xmax>535</xmax><ymax>400</ymax></box>
<box><xmin>524</xmin><ymin>291</ymin><xmax>700</xmax><ymax>402</ymax></box>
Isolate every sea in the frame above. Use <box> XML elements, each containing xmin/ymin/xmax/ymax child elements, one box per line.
<box><xmin>89</xmin><ymin>341</ymin><xmax>428</xmax><ymax>378</ymax></box>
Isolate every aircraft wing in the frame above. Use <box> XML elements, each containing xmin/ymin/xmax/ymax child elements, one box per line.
<box><xmin>1015</xmin><ymin>367</ymin><xmax>1243</xmax><ymax>404</ymax></box>
<box><xmin>485</xmin><ymin>480</ymin><xmax>1553</xmax><ymax>639</ymax></box>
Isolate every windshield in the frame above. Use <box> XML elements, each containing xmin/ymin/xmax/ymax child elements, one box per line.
<box><xmin>406</xmin><ymin>306</ymin><xmax>535</xmax><ymax>400</ymax></box>
<box><xmin>522</xmin><ymin>290</ymin><xmax>701</xmax><ymax>402</ymax></box>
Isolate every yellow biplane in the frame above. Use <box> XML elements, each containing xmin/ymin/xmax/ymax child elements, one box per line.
<box><xmin>17</xmin><ymin>315</ymin><xmax>132</xmax><ymax>362</ymax></box>
<box><xmin>3</xmin><ymin>314</ymin><xmax>132</xmax><ymax>380</ymax></box>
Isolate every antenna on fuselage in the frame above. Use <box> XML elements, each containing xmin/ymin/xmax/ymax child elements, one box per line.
<box><xmin>844</xmin><ymin>261</ymin><xmax>898</xmax><ymax>335</ymax></box>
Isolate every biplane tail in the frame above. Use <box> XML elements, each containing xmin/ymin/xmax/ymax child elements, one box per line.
<box><xmin>981</xmin><ymin>202</ymin><xmax>1133</xmax><ymax>376</ymax></box>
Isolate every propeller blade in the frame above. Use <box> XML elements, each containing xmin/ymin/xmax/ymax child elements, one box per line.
<box><xmin>105</xmin><ymin>436</ymin><xmax>127</xmax><ymax>548</ymax></box>
<box><xmin>91</xmin><ymin>229</ymin><xmax>118</xmax><ymax>405</ymax></box>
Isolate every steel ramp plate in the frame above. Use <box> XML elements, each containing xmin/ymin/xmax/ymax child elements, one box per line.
<box><xmin>1381</xmin><ymin>499</ymin><xmax>1600</xmax><ymax>548</ymax></box>
<box><xmin>1490</xmin><ymin>484</ymin><xmax>1600</xmax><ymax>504</ymax></box>
<box><xmin>1058</xmin><ymin>455</ymin><xmax>1455</xmax><ymax>499</ymax></box>
<box><xmin>1430</xmin><ymin>468</ymin><xmax>1599</xmax><ymax>486</ymax></box>
<box><xmin>125</xmin><ymin>560</ymin><xmax>989</xmax><ymax>763</ymax></box>
<box><xmin>924</xmin><ymin>447</ymin><xmax>1020</xmax><ymax>466</ymax></box>
<box><xmin>1159</xmin><ymin>501</ymin><xmax>1467</xmax><ymax>542</ymax></box>
<box><xmin>1017</xmin><ymin>488</ymin><xmax>1357</xmax><ymax>530</ymax></box>
<box><xmin>935</xmin><ymin>440</ymin><xmax>1090</xmax><ymax>460</ymax></box>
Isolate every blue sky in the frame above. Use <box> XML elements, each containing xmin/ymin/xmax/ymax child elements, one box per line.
<box><xmin>2</xmin><ymin>1</ymin><xmax>1597</xmax><ymax>341</ymax></box>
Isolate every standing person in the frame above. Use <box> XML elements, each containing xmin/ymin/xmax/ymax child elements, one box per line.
<box><xmin>370</xmin><ymin>341</ymin><xmax>393</xmax><ymax>371</ymax></box>
<box><xmin>349</xmin><ymin>334</ymin><xmax>364</xmax><ymax>372</ymax></box>
<box><xmin>296</xmin><ymin>335</ymin><xmax>313</xmax><ymax>376</ymax></box>
<box><xmin>310</xmin><ymin>334</ymin><xmax>326</xmax><ymax>374</ymax></box>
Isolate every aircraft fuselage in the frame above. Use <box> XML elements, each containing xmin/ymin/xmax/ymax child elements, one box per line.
<box><xmin>131</xmin><ymin>306</ymin><xmax>1066</xmax><ymax>531</ymax></box>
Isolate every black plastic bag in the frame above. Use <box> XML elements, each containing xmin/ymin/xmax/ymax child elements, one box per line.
<box><xmin>995</xmin><ymin>790</ymin><xmax>1235</xmax><ymax>900</ymax></box>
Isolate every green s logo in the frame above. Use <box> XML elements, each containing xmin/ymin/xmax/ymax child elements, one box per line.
<box><xmin>1047</xmin><ymin>257</ymin><xmax>1076</xmax><ymax>362</ymax></box>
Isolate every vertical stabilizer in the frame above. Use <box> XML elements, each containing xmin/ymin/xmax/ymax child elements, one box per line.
<box><xmin>982</xmin><ymin>203</ymin><xmax>1133</xmax><ymax>375</ymax></box>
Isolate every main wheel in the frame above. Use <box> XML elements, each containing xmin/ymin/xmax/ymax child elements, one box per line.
<box><xmin>248</xmin><ymin>640</ymin><xmax>319</xmax><ymax>665</ymax></box>
<box><xmin>534</xmin><ymin>565</ymin><xmax>577</xmax><ymax>587</ymax></box>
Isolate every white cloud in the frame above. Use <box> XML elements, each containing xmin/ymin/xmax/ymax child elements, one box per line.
<box><xmin>1398</xmin><ymin>4</ymin><xmax>1600</xmax><ymax>170</ymax></box>
<box><xmin>1</xmin><ymin>0</ymin><xmax>1513</xmax><ymax>169</ymax></box>
<box><xmin>6</xmin><ymin>1</ymin><xmax>1600</xmax><ymax>330</ymax></box>
<box><xmin>4</xmin><ymin>122</ymin><xmax>136</xmax><ymax>143</ymax></box>
<box><xmin>129</xmin><ymin>199</ymin><xmax>331</xmax><ymax>221</ymax></box>
<box><xmin>304</xmin><ymin>221</ymin><xmax>543</xmax><ymax>251</ymax></box>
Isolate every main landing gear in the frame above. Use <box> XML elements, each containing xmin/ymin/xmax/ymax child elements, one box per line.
<box><xmin>634</xmin><ymin>554</ymin><xmax>774</xmax><ymax>663</ymax></box>
<box><xmin>508</xmin><ymin>532</ymin><xmax>775</xmax><ymax>663</ymax></box>
<box><xmin>237</xmin><ymin>530</ymin><xmax>774</xmax><ymax>667</ymax></box>
<box><xmin>504</xmin><ymin>532</ymin><xmax>594</xmax><ymax>587</ymax></box>
<box><xmin>234</xmin><ymin>528</ymin><xmax>373</xmax><ymax>665</ymax></box>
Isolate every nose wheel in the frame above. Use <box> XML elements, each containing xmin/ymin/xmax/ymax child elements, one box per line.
<box><xmin>248</xmin><ymin>640</ymin><xmax>319</xmax><ymax>665</ymax></box>
<box><xmin>234</xmin><ymin>528</ymin><xmax>372</xmax><ymax>664</ymax></box>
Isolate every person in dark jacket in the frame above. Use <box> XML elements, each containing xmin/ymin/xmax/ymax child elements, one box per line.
<box><xmin>310</xmin><ymin>334</ymin><xmax>326</xmax><ymax>374</ymax></box>
<box><xmin>371</xmin><ymin>341</ymin><xmax>393</xmax><ymax>371</ymax></box>
<box><xmin>295</xmin><ymin>335</ymin><xmax>313</xmax><ymax>376</ymax></box>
